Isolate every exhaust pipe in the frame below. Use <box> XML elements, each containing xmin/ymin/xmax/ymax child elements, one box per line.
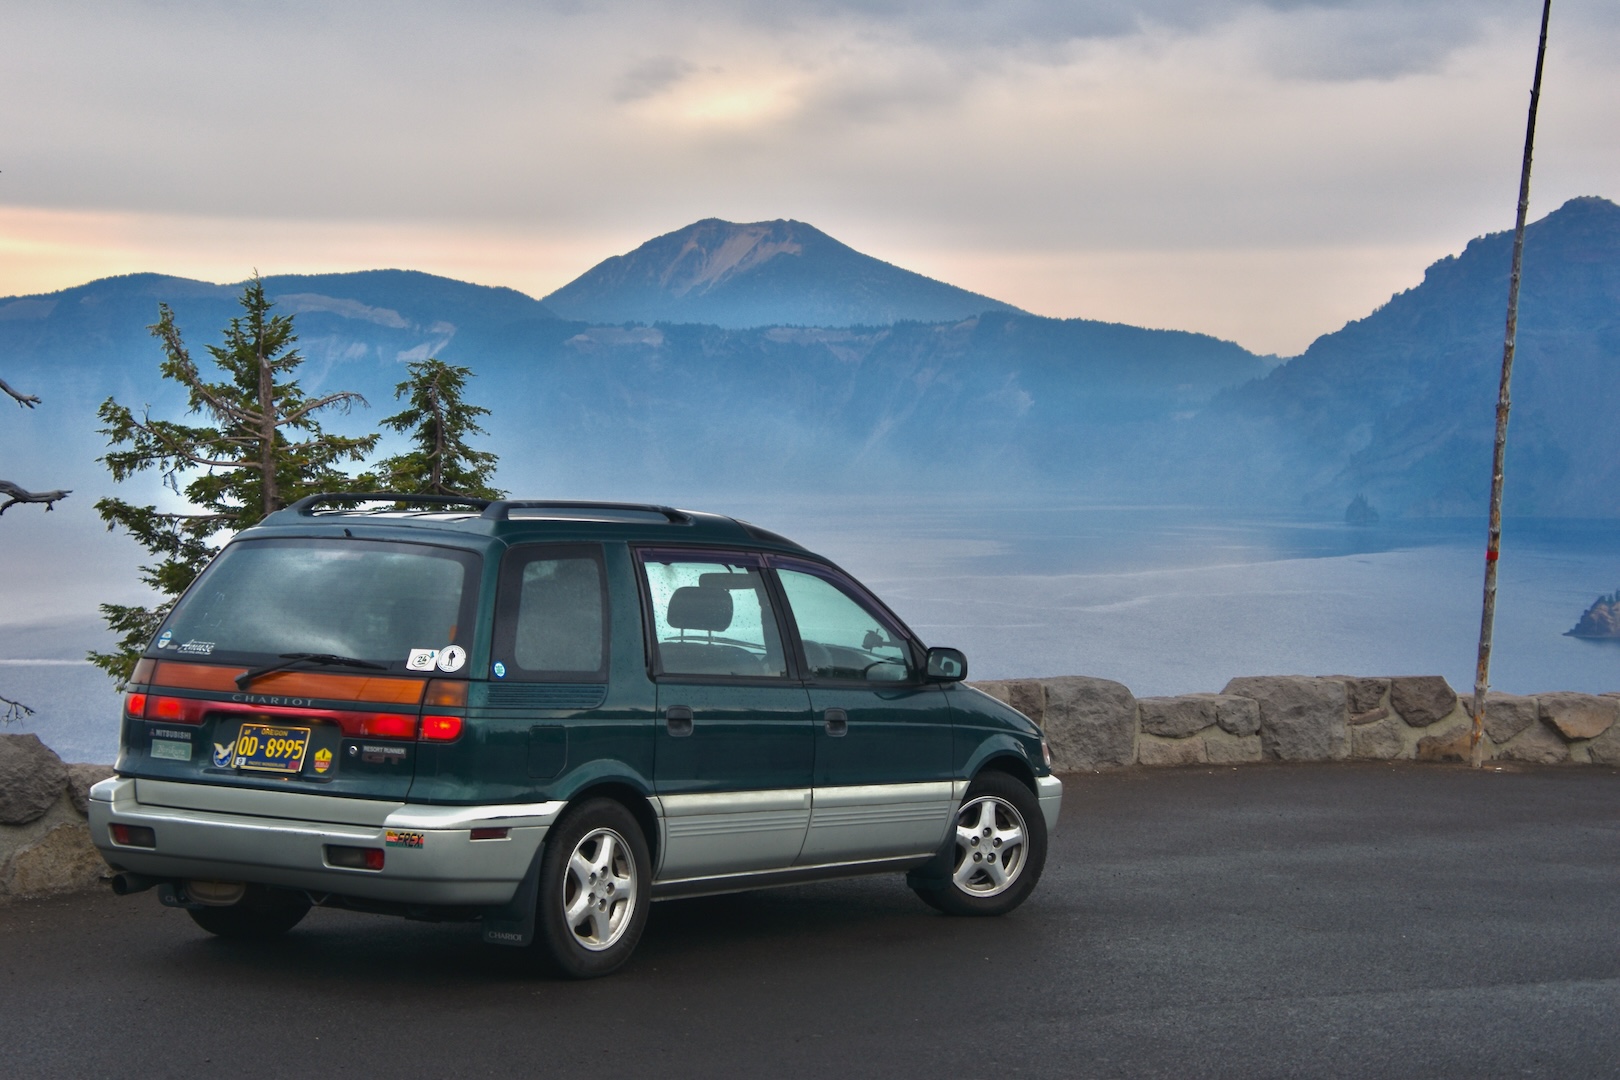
<box><xmin>110</xmin><ymin>872</ymin><xmax>161</xmax><ymax>896</ymax></box>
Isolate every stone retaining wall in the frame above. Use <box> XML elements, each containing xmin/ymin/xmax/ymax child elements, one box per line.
<box><xmin>0</xmin><ymin>734</ymin><xmax>114</xmax><ymax>902</ymax></box>
<box><xmin>4</xmin><ymin>673</ymin><xmax>1616</xmax><ymax>899</ymax></box>
<box><xmin>970</xmin><ymin>674</ymin><xmax>1620</xmax><ymax>772</ymax></box>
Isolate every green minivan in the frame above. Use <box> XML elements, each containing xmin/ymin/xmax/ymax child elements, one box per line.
<box><xmin>90</xmin><ymin>495</ymin><xmax>1061</xmax><ymax>977</ymax></box>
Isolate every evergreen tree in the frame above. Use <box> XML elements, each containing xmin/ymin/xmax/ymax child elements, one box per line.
<box><xmin>90</xmin><ymin>277</ymin><xmax>378</xmax><ymax>685</ymax></box>
<box><xmin>365</xmin><ymin>358</ymin><xmax>503</xmax><ymax>499</ymax></box>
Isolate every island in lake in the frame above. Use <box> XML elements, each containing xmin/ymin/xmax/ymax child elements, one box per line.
<box><xmin>1567</xmin><ymin>590</ymin><xmax>1620</xmax><ymax>639</ymax></box>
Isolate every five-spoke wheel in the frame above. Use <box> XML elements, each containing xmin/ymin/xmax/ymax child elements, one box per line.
<box><xmin>909</xmin><ymin>771</ymin><xmax>1047</xmax><ymax>916</ymax></box>
<box><xmin>537</xmin><ymin>799</ymin><xmax>651</xmax><ymax>978</ymax></box>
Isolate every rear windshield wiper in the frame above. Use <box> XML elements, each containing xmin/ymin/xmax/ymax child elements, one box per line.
<box><xmin>236</xmin><ymin>652</ymin><xmax>387</xmax><ymax>690</ymax></box>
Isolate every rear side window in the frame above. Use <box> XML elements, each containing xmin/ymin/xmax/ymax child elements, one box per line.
<box><xmin>637</xmin><ymin>550</ymin><xmax>788</xmax><ymax>679</ymax></box>
<box><xmin>493</xmin><ymin>544</ymin><xmax>609</xmax><ymax>681</ymax></box>
<box><xmin>154</xmin><ymin>537</ymin><xmax>480</xmax><ymax>670</ymax></box>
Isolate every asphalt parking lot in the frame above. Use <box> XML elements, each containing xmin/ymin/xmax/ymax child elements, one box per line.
<box><xmin>3</xmin><ymin>762</ymin><xmax>1617</xmax><ymax>1079</ymax></box>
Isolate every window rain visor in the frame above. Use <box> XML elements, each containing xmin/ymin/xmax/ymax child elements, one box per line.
<box><xmin>150</xmin><ymin>538</ymin><xmax>481</xmax><ymax>673</ymax></box>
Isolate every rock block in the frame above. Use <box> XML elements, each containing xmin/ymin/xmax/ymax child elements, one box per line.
<box><xmin>1343</xmin><ymin>678</ymin><xmax>1391</xmax><ymax>716</ymax></box>
<box><xmin>1042</xmin><ymin>676</ymin><xmax>1136</xmax><ymax>771</ymax></box>
<box><xmin>1137</xmin><ymin>734</ymin><xmax>1208</xmax><ymax>767</ymax></box>
<box><xmin>1214</xmin><ymin>696</ymin><xmax>1261</xmax><ymax>737</ymax></box>
<box><xmin>1</xmin><ymin>822</ymin><xmax>108</xmax><ymax>896</ymax></box>
<box><xmin>969</xmin><ymin>680</ymin><xmax>1046</xmax><ymax>727</ymax></box>
<box><xmin>1138</xmin><ymin>696</ymin><xmax>1217</xmax><ymax>739</ymax></box>
<box><xmin>1538</xmin><ymin>693</ymin><xmax>1619</xmax><ymax>741</ymax></box>
<box><xmin>1351</xmin><ymin>715</ymin><xmax>1407</xmax><ymax>760</ymax></box>
<box><xmin>1483</xmin><ymin>694</ymin><xmax>1538</xmax><ymax>744</ymax></box>
<box><xmin>1205</xmin><ymin>733</ymin><xmax>1263</xmax><ymax>765</ymax></box>
<box><xmin>1390</xmin><ymin>676</ymin><xmax>1460</xmax><ymax>728</ymax></box>
<box><xmin>1498</xmin><ymin>720</ymin><xmax>1570</xmax><ymax>764</ymax></box>
<box><xmin>66</xmin><ymin>764</ymin><xmax>116</xmax><ymax>817</ymax></box>
<box><xmin>1222</xmin><ymin>676</ymin><xmax>1348</xmax><ymax>761</ymax></box>
<box><xmin>1415</xmin><ymin>723</ymin><xmax>1474</xmax><ymax>763</ymax></box>
<box><xmin>0</xmin><ymin>734</ymin><xmax>69</xmax><ymax>826</ymax></box>
<box><xmin>1587</xmin><ymin>723</ymin><xmax>1620</xmax><ymax>766</ymax></box>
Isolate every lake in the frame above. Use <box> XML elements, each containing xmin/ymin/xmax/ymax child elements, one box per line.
<box><xmin>4</xmin><ymin>498</ymin><xmax>1615</xmax><ymax>765</ymax></box>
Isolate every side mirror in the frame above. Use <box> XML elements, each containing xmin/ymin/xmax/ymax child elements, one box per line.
<box><xmin>925</xmin><ymin>647</ymin><xmax>967</xmax><ymax>682</ymax></box>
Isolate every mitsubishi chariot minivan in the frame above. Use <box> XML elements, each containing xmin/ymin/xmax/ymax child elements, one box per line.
<box><xmin>91</xmin><ymin>494</ymin><xmax>1061</xmax><ymax>977</ymax></box>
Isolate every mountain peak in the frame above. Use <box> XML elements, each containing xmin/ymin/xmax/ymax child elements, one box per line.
<box><xmin>542</xmin><ymin>217</ymin><xmax>1022</xmax><ymax>328</ymax></box>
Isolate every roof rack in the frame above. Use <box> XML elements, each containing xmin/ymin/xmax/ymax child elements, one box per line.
<box><xmin>480</xmin><ymin>501</ymin><xmax>692</xmax><ymax>525</ymax></box>
<box><xmin>285</xmin><ymin>493</ymin><xmax>493</xmax><ymax>515</ymax></box>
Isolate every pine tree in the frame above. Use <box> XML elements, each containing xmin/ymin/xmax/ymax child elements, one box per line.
<box><xmin>90</xmin><ymin>277</ymin><xmax>378</xmax><ymax>685</ymax></box>
<box><xmin>365</xmin><ymin>358</ymin><xmax>503</xmax><ymax>499</ymax></box>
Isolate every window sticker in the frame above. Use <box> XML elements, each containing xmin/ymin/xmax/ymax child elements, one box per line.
<box><xmin>156</xmin><ymin>630</ymin><xmax>173</xmax><ymax>650</ymax></box>
<box><xmin>436</xmin><ymin>644</ymin><xmax>466</xmax><ymax>672</ymax></box>
<box><xmin>493</xmin><ymin>661</ymin><xmax>507</xmax><ymax>679</ymax></box>
<box><xmin>177</xmin><ymin>639</ymin><xmax>215</xmax><ymax>655</ymax></box>
<box><xmin>406</xmin><ymin>648</ymin><xmax>439</xmax><ymax>672</ymax></box>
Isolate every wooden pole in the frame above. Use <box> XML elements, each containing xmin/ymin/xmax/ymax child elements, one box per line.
<box><xmin>1471</xmin><ymin>0</ymin><xmax>1553</xmax><ymax>768</ymax></box>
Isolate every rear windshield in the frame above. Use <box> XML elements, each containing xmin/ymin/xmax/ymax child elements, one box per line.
<box><xmin>151</xmin><ymin>537</ymin><xmax>482</xmax><ymax>672</ymax></box>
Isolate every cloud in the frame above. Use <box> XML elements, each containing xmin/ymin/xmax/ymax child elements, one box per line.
<box><xmin>614</xmin><ymin>55</ymin><xmax>700</xmax><ymax>102</ymax></box>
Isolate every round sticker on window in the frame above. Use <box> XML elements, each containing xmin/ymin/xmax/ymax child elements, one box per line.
<box><xmin>436</xmin><ymin>645</ymin><xmax>467</xmax><ymax>672</ymax></box>
<box><xmin>493</xmin><ymin>661</ymin><xmax>507</xmax><ymax>679</ymax></box>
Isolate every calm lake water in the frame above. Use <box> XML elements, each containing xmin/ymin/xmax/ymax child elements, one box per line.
<box><xmin>5</xmin><ymin>499</ymin><xmax>1616</xmax><ymax>765</ymax></box>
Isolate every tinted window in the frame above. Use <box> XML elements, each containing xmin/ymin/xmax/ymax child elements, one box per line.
<box><xmin>493</xmin><ymin>545</ymin><xmax>609</xmax><ymax>680</ymax></box>
<box><xmin>155</xmin><ymin>538</ymin><xmax>480</xmax><ymax>669</ymax></box>
<box><xmin>776</xmin><ymin>564</ymin><xmax>912</xmax><ymax>682</ymax></box>
<box><xmin>638</xmin><ymin>552</ymin><xmax>787</xmax><ymax>679</ymax></box>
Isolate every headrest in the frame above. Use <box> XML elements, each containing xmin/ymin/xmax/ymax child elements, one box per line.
<box><xmin>667</xmin><ymin>586</ymin><xmax>733</xmax><ymax>632</ymax></box>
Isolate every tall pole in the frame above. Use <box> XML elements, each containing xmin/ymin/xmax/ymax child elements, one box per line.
<box><xmin>1471</xmin><ymin>0</ymin><xmax>1553</xmax><ymax>768</ymax></box>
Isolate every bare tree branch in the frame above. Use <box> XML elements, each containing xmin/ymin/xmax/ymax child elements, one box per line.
<box><xmin>1</xmin><ymin>693</ymin><xmax>35</xmax><ymax>722</ymax></box>
<box><xmin>0</xmin><ymin>480</ymin><xmax>70</xmax><ymax>514</ymax></box>
<box><xmin>1</xmin><ymin>376</ymin><xmax>40</xmax><ymax>409</ymax></box>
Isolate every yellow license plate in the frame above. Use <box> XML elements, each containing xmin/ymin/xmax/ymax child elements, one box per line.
<box><xmin>232</xmin><ymin>723</ymin><xmax>312</xmax><ymax>774</ymax></box>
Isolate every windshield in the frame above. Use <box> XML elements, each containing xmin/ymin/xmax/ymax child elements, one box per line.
<box><xmin>152</xmin><ymin>537</ymin><xmax>481</xmax><ymax>672</ymax></box>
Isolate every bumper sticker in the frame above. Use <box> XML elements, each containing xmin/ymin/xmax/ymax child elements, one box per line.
<box><xmin>385</xmin><ymin>830</ymin><xmax>424</xmax><ymax>849</ymax></box>
<box><xmin>212</xmin><ymin>742</ymin><xmax>235</xmax><ymax>768</ymax></box>
<box><xmin>312</xmin><ymin>747</ymin><xmax>333</xmax><ymax>774</ymax></box>
<box><xmin>150</xmin><ymin>739</ymin><xmax>192</xmax><ymax>762</ymax></box>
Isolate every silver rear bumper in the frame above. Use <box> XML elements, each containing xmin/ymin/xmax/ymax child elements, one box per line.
<box><xmin>89</xmin><ymin>777</ymin><xmax>562</xmax><ymax>906</ymax></box>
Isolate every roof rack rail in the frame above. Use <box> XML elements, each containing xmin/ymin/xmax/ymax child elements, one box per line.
<box><xmin>285</xmin><ymin>492</ymin><xmax>493</xmax><ymax>515</ymax></box>
<box><xmin>480</xmin><ymin>500</ymin><xmax>692</xmax><ymax>524</ymax></box>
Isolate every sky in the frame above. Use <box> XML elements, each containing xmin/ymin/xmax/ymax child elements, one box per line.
<box><xmin>2</xmin><ymin>0</ymin><xmax>1617</xmax><ymax>356</ymax></box>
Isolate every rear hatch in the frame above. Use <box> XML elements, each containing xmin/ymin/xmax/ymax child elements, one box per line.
<box><xmin>116</xmin><ymin>534</ymin><xmax>482</xmax><ymax>804</ymax></box>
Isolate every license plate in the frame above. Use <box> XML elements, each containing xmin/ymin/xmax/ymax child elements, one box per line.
<box><xmin>232</xmin><ymin>723</ymin><xmax>312</xmax><ymax>774</ymax></box>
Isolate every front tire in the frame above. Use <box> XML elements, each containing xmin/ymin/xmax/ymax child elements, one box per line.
<box><xmin>535</xmin><ymin>799</ymin><xmax>651</xmax><ymax>979</ymax></box>
<box><xmin>910</xmin><ymin>771</ymin><xmax>1047</xmax><ymax>916</ymax></box>
<box><xmin>186</xmin><ymin>885</ymin><xmax>311</xmax><ymax>939</ymax></box>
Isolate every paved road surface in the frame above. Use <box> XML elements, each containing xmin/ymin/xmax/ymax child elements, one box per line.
<box><xmin>3</xmin><ymin>763</ymin><xmax>1617</xmax><ymax>1079</ymax></box>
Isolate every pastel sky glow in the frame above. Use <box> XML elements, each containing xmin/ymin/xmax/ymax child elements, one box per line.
<box><xmin>3</xmin><ymin>0</ymin><xmax>1617</xmax><ymax>355</ymax></box>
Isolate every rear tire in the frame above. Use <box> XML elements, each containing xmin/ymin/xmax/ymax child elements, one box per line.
<box><xmin>187</xmin><ymin>885</ymin><xmax>311</xmax><ymax>939</ymax></box>
<box><xmin>535</xmin><ymin>798</ymin><xmax>651</xmax><ymax>979</ymax></box>
<box><xmin>909</xmin><ymin>771</ymin><xmax>1046</xmax><ymax>916</ymax></box>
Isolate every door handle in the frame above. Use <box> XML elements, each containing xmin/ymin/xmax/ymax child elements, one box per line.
<box><xmin>824</xmin><ymin>708</ymin><xmax>848</xmax><ymax>737</ymax></box>
<box><xmin>665</xmin><ymin>706</ymin><xmax>694</xmax><ymax>737</ymax></box>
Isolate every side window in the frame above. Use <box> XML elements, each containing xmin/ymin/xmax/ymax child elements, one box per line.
<box><xmin>776</xmin><ymin>564</ymin><xmax>912</xmax><ymax>683</ymax></box>
<box><xmin>638</xmin><ymin>551</ymin><xmax>788</xmax><ymax>679</ymax></box>
<box><xmin>493</xmin><ymin>545</ymin><xmax>608</xmax><ymax>681</ymax></box>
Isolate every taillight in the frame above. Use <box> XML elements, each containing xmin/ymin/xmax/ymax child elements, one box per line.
<box><xmin>1041</xmin><ymin>738</ymin><xmax>1053</xmax><ymax>769</ymax></box>
<box><xmin>359</xmin><ymin>714</ymin><xmax>417</xmax><ymax>738</ymax></box>
<box><xmin>422</xmin><ymin>680</ymin><xmax>466</xmax><ymax>742</ymax></box>
<box><xmin>128</xmin><ymin>696</ymin><xmax>208</xmax><ymax>724</ymax></box>
<box><xmin>470</xmin><ymin>827</ymin><xmax>509</xmax><ymax>840</ymax></box>
<box><xmin>421</xmin><ymin>715</ymin><xmax>463</xmax><ymax>741</ymax></box>
<box><xmin>125</xmin><ymin>693</ymin><xmax>148</xmax><ymax>718</ymax></box>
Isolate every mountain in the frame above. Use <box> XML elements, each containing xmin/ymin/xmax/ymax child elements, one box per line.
<box><xmin>541</xmin><ymin>218</ymin><xmax>1023</xmax><ymax>328</ymax></box>
<box><xmin>1180</xmin><ymin>196</ymin><xmax>1620</xmax><ymax>516</ymax></box>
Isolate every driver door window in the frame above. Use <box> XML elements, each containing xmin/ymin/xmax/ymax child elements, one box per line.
<box><xmin>775</xmin><ymin>566</ymin><xmax>912</xmax><ymax>683</ymax></box>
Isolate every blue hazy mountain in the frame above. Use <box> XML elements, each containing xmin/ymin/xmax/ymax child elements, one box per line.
<box><xmin>541</xmin><ymin>218</ymin><xmax>1024</xmax><ymax>328</ymax></box>
<box><xmin>1174</xmin><ymin>196</ymin><xmax>1620</xmax><ymax>517</ymax></box>
<box><xmin>0</xmin><ymin>259</ymin><xmax>1262</xmax><ymax>502</ymax></box>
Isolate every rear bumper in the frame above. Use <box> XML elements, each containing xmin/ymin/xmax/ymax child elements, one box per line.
<box><xmin>89</xmin><ymin>777</ymin><xmax>562</xmax><ymax>907</ymax></box>
<box><xmin>1036</xmin><ymin>775</ymin><xmax>1062</xmax><ymax>833</ymax></box>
